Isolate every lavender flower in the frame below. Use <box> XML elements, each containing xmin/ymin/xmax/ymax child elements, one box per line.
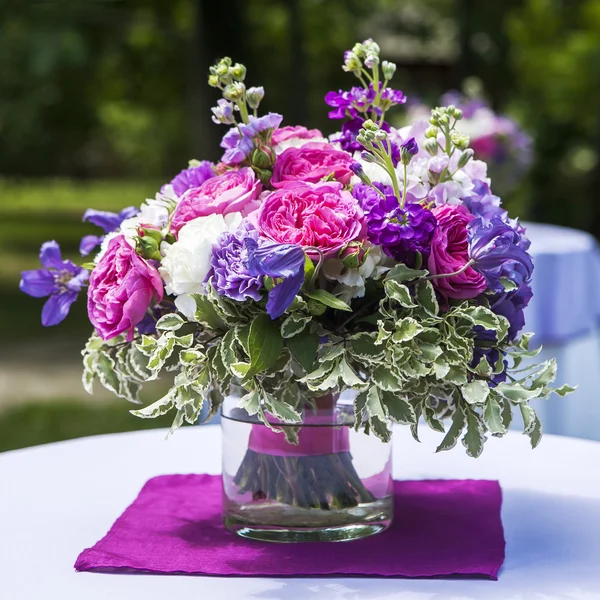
<box><xmin>20</xmin><ymin>241</ymin><xmax>88</xmax><ymax>326</ymax></box>
<box><xmin>168</xmin><ymin>161</ymin><xmax>215</xmax><ymax>196</ymax></box>
<box><xmin>353</xmin><ymin>183</ymin><xmax>437</xmax><ymax>262</ymax></box>
<box><xmin>211</xmin><ymin>99</ymin><xmax>236</xmax><ymax>125</ymax></box>
<box><xmin>80</xmin><ymin>206</ymin><xmax>139</xmax><ymax>256</ymax></box>
<box><xmin>208</xmin><ymin>225</ymin><xmax>263</xmax><ymax>302</ymax></box>
<box><xmin>325</xmin><ymin>87</ymin><xmax>376</xmax><ymax>119</ymax></box>
<box><xmin>245</xmin><ymin>238</ymin><xmax>306</xmax><ymax>319</ymax></box>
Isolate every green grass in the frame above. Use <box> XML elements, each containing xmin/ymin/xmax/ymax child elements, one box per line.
<box><xmin>0</xmin><ymin>399</ymin><xmax>176</xmax><ymax>453</ymax></box>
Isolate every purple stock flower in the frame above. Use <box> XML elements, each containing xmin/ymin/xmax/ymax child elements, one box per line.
<box><xmin>80</xmin><ymin>205</ymin><xmax>139</xmax><ymax>256</ymax></box>
<box><xmin>245</xmin><ymin>238</ymin><xmax>305</xmax><ymax>319</ymax></box>
<box><xmin>168</xmin><ymin>161</ymin><xmax>215</xmax><ymax>196</ymax></box>
<box><xmin>461</xmin><ymin>180</ymin><xmax>507</xmax><ymax>222</ymax></box>
<box><xmin>208</xmin><ymin>224</ymin><xmax>263</xmax><ymax>303</ymax></box>
<box><xmin>353</xmin><ymin>183</ymin><xmax>437</xmax><ymax>262</ymax></box>
<box><xmin>330</xmin><ymin>117</ymin><xmax>365</xmax><ymax>152</ymax></box>
<box><xmin>20</xmin><ymin>241</ymin><xmax>88</xmax><ymax>326</ymax></box>
<box><xmin>220</xmin><ymin>113</ymin><xmax>283</xmax><ymax>165</ymax></box>
<box><xmin>325</xmin><ymin>87</ymin><xmax>376</xmax><ymax>119</ymax></box>
<box><xmin>401</xmin><ymin>137</ymin><xmax>418</xmax><ymax>156</ymax></box>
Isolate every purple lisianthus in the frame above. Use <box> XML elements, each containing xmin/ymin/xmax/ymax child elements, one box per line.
<box><xmin>490</xmin><ymin>281</ymin><xmax>533</xmax><ymax>341</ymax></box>
<box><xmin>468</xmin><ymin>216</ymin><xmax>533</xmax><ymax>293</ymax></box>
<box><xmin>20</xmin><ymin>241</ymin><xmax>89</xmax><ymax>326</ymax></box>
<box><xmin>353</xmin><ymin>183</ymin><xmax>437</xmax><ymax>262</ymax></box>
<box><xmin>245</xmin><ymin>238</ymin><xmax>306</xmax><ymax>319</ymax></box>
<box><xmin>80</xmin><ymin>206</ymin><xmax>139</xmax><ymax>256</ymax></box>
<box><xmin>208</xmin><ymin>224</ymin><xmax>263</xmax><ymax>303</ymax></box>
<box><xmin>167</xmin><ymin>161</ymin><xmax>215</xmax><ymax>196</ymax></box>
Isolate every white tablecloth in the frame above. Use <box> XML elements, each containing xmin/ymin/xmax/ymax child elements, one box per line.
<box><xmin>1</xmin><ymin>426</ymin><xmax>600</xmax><ymax>599</ymax></box>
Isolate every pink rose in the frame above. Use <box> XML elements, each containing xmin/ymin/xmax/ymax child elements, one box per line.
<box><xmin>256</xmin><ymin>181</ymin><xmax>366</xmax><ymax>257</ymax></box>
<box><xmin>170</xmin><ymin>167</ymin><xmax>261</xmax><ymax>235</ymax></box>
<box><xmin>271</xmin><ymin>142</ymin><xmax>353</xmax><ymax>189</ymax></box>
<box><xmin>427</xmin><ymin>204</ymin><xmax>487</xmax><ymax>300</ymax></box>
<box><xmin>272</xmin><ymin>125</ymin><xmax>324</xmax><ymax>146</ymax></box>
<box><xmin>88</xmin><ymin>235</ymin><xmax>163</xmax><ymax>341</ymax></box>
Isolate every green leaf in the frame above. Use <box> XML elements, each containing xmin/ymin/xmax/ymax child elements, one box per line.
<box><xmin>263</xmin><ymin>392</ymin><xmax>303</xmax><ymax>424</ymax></box>
<box><xmin>354</xmin><ymin>389</ymin><xmax>368</xmax><ymax>431</ymax></box>
<box><xmin>494</xmin><ymin>382</ymin><xmax>543</xmax><ymax>403</ymax></box>
<box><xmin>347</xmin><ymin>332</ymin><xmax>385</xmax><ymax>361</ymax></box>
<box><xmin>436</xmin><ymin>404</ymin><xmax>465</xmax><ymax>452</ymax></box>
<box><xmin>339</xmin><ymin>358</ymin><xmax>367</xmax><ymax>389</ymax></box>
<box><xmin>433</xmin><ymin>357</ymin><xmax>450</xmax><ymax>380</ymax></box>
<box><xmin>191</xmin><ymin>293</ymin><xmax>226</xmax><ymax>330</ymax></box>
<box><xmin>380</xmin><ymin>390</ymin><xmax>416</xmax><ymax>424</ymax></box>
<box><xmin>131</xmin><ymin>391</ymin><xmax>175</xmax><ymax>419</ymax></box>
<box><xmin>238</xmin><ymin>389</ymin><xmax>260</xmax><ymax>416</ymax></box>
<box><xmin>423</xmin><ymin>405</ymin><xmax>445</xmax><ymax>432</ymax></box>
<box><xmin>461</xmin><ymin>380</ymin><xmax>490</xmax><ymax>405</ymax></box>
<box><xmin>529</xmin><ymin>359</ymin><xmax>557</xmax><ymax>389</ymax></box>
<box><xmin>96</xmin><ymin>351</ymin><xmax>120</xmax><ymax>395</ymax></box>
<box><xmin>484</xmin><ymin>397</ymin><xmax>506</xmax><ymax>435</ymax></box>
<box><xmin>365</xmin><ymin>386</ymin><xmax>392</xmax><ymax>442</ymax></box>
<box><xmin>500</xmin><ymin>396</ymin><xmax>513</xmax><ymax>430</ymax></box>
<box><xmin>499</xmin><ymin>277</ymin><xmax>518</xmax><ymax>292</ymax></box>
<box><xmin>281</xmin><ymin>312</ymin><xmax>311</xmax><ymax>338</ymax></box>
<box><xmin>384</xmin><ymin>280</ymin><xmax>417</xmax><ymax>307</ymax></box>
<box><xmin>554</xmin><ymin>384</ymin><xmax>577</xmax><ymax>397</ymax></box>
<box><xmin>136</xmin><ymin>334</ymin><xmax>157</xmax><ymax>356</ymax></box>
<box><xmin>247</xmin><ymin>314</ymin><xmax>284</xmax><ymax>377</ymax></box>
<box><xmin>520</xmin><ymin>404</ymin><xmax>543</xmax><ymax>448</ymax></box>
<box><xmin>155</xmin><ymin>313</ymin><xmax>185</xmax><ymax>331</ymax></box>
<box><xmin>416</xmin><ymin>280</ymin><xmax>439</xmax><ymax>316</ymax></box>
<box><xmin>461</xmin><ymin>408</ymin><xmax>486</xmax><ymax>458</ymax></box>
<box><xmin>230</xmin><ymin>362</ymin><xmax>251</xmax><ymax>378</ymax></box>
<box><xmin>304</xmin><ymin>289</ymin><xmax>352</xmax><ymax>312</ymax></box>
<box><xmin>179</xmin><ymin>348</ymin><xmax>205</xmax><ymax>366</ymax></box>
<box><xmin>220</xmin><ymin>328</ymin><xmax>238</xmax><ymax>370</ymax></box>
<box><xmin>286</xmin><ymin>328</ymin><xmax>319</xmax><ymax>373</ymax></box>
<box><xmin>392</xmin><ymin>317</ymin><xmax>423</xmax><ymax>343</ymax></box>
<box><xmin>372</xmin><ymin>365</ymin><xmax>403</xmax><ymax>391</ymax></box>
<box><xmin>385</xmin><ymin>264</ymin><xmax>427</xmax><ymax>283</ymax></box>
<box><xmin>464</xmin><ymin>306</ymin><xmax>501</xmax><ymax>332</ymax></box>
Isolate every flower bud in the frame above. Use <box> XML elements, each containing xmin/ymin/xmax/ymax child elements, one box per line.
<box><xmin>208</xmin><ymin>74</ymin><xmax>220</xmax><ymax>88</ymax></box>
<box><xmin>363</xmin><ymin>119</ymin><xmax>378</xmax><ymax>131</ymax></box>
<box><xmin>423</xmin><ymin>138</ymin><xmax>439</xmax><ymax>156</ymax></box>
<box><xmin>364</xmin><ymin>53</ymin><xmax>379</xmax><ymax>69</ymax></box>
<box><xmin>438</xmin><ymin>114</ymin><xmax>450</xmax><ymax>126</ymax></box>
<box><xmin>229</xmin><ymin>62</ymin><xmax>247</xmax><ymax>81</ymax></box>
<box><xmin>360</xmin><ymin>151</ymin><xmax>378</xmax><ymax>163</ymax></box>
<box><xmin>400</xmin><ymin>137</ymin><xmax>419</xmax><ymax>165</ymax></box>
<box><xmin>339</xmin><ymin>242</ymin><xmax>366</xmax><ymax>269</ymax></box>
<box><xmin>381</xmin><ymin>60</ymin><xmax>397</xmax><ymax>80</ymax></box>
<box><xmin>451</xmin><ymin>131</ymin><xmax>470</xmax><ymax>150</ymax></box>
<box><xmin>251</xmin><ymin>144</ymin><xmax>276</xmax><ymax>170</ymax></box>
<box><xmin>223</xmin><ymin>82</ymin><xmax>246</xmax><ymax>102</ymax></box>
<box><xmin>453</xmin><ymin>108</ymin><xmax>463</xmax><ymax>120</ymax></box>
<box><xmin>350</xmin><ymin>161</ymin><xmax>373</xmax><ymax>185</ymax></box>
<box><xmin>352</xmin><ymin>42</ymin><xmax>365</xmax><ymax>58</ymax></box>
<box><xmin>252</xmin><ymin>166</ymin><xmax>273</xmax><ymax>185</ymax></box>
<box><xmin>246</xmin><ymin>86</ymin><xmax>264</xmax><ymax>109</ymax></box>
<box><xmin>457</xmin><ymin>148</ymin><xmax>474</xmax><ymax>168</ymax></box>
<box><xmin>425</xmin><ymin>126</ymin><xmax>439</xmax><ymax>139</ymax></box>
<box><xmin>211</xmin><ymin>99</ymin><xmax>236</xmax><ymax>125</ymax></box>
<box><xmin>362</xmin><ymin>39</ymin><xmax>380</xmax><ymax>55</ymax></box>
<box><xmin>342</xmin><ymin>51</ymin><xmax>362</xmax><ymax>74</ymax></box>
<box><xmin>375</xmin><ymin>129</ymin><xmax>387</xmax><ymax>141</ymax></box>
<box><xmin>136</xmin><ymin>227</ymin><xmax>163</xmax><ymax>261</ymax></box>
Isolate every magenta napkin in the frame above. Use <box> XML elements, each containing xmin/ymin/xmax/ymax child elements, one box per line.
<box><xmin>75</xmin><ymin>474</ymin><xmax>505</xmax><ymax>579</ymax></box>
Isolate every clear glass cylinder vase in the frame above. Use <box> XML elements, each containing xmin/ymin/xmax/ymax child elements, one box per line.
<box><xmin>221</xmin><ymin>392</ymin><xmax>393</xmax><ymax>542</ymax></box>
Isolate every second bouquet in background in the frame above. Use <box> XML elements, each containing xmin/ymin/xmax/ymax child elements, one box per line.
<box><xmin>21</xmin><ymin>39</ymin><xmax>572</xmax><ymax>542</ymax></box>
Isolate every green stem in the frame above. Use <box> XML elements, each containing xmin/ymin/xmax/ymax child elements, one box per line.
<box><xmin>401</xmin><ymin>163</ymin><xmax>408</xmax><ymax>208</ymax></box>
<box><xmin>426</xmin><ymin>259</ymin><xmax>476</xmax><ymax>280</ymax></box>
<box><xmin>237</xmin><ymin>99</ymin><xmax>250</xmax><ymax>124</ymax></box>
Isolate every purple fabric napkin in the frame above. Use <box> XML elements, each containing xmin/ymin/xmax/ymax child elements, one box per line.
<box><xmin>75</xmin><ymin>475</ymin><xmax>505</xmax><ymax>579</ymax></box>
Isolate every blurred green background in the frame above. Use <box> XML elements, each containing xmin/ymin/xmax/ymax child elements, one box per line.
<box><xmin>1</xmin><ymin>0</ymin><xmax>599</xmax><ymax>452</ymax></box>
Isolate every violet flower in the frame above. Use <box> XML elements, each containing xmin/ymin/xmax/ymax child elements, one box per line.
<box><xmin>245</xmin><ymin>238</ymin><xmax>305</xmax><ymax>319</ymax></box>
<box><xmin>220</xmin><ymin>113</ymin><xmax>283</xmax><ymax>165</ymax></box>
<box><xmin>209</xmin><ymin>225</ymin><xmax>263</xmax><ymax>302</ymax></box>
<box><xmin>80</xmin><ymin>206</ymin><xmax>139</xmax><ymax>256</ymax></box>
<box><xmin>20</xmin><ymin>241</ymin><xmax>89</xmax><ymax>326</ymax></box>
<box><xmin>168</xmin><ymin>161</ymin><xmax>215</xmax><ymax>196</ymax></box>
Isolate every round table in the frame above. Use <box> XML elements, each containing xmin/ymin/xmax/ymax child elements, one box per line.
<box><xmin>1</xmin><ymin>427</ymin><xmax>600</xmax><ymax>599</ymax></box>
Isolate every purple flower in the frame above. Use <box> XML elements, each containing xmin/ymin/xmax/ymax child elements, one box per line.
<box><xmin>490</xmin><ymin>282</ymin><xmax>533</xmax><ymax>341</ymax></box>
<box><xmin>245</xmin><ymin>238</ymin><xmax>306</xmax><ymax>319</ymax></box>
<box><xmin>80</xmin><ymin>206</ymin><xmax>139</xmax><ymax>256</ymax></box>
<box><xmin>168</xmin><ymin>161</ymin><xmax>215</xmax><ymax>196</ymax></box>
<box><xmin>401</xmin><ymin>137</ymin><xmax>418</xmax><ymax>156</ymax></box>
<box><xmin>379</xmin><ymin>86</ymin><xmax>407</xmax><ymax>106</ymax></box>
<box><xmin>353</xmin><ymin>183</ymin><xmax>437</xmax><ymax>262</ymax></box>
<box><xmin>461</xmin><ymin>180</ymin><xmax>507</xmax><ymax>223</ymax></box>
<box><xmin>220</xmin><ymin>113</ymin><xmax>283</xmax><ymax>165</ymax></box>
<box><xmin>20</xmin><ymin>241</ymin><xmax>89</xmax><ymax>326</ymax></box>
<box><xmin>211</xmin><ymin>99</ymin><xmax>236</xmax><ymax>125</ymax></box>
<box><xmin>330</xmin><ymin>117</ymin><xmax>365</xmax><ymax>153</ymax></box>
<box><xmin>468</xmin><ymin>216</ymin><xmax>533</xmax><ymax>292</ymax></box>
<box><xmin>325</xmin><ymin>87</ymin><xmax>375</xmax><ymax>120</ymax></box>
<box><xmin>208</xmin><ymin>224</ymin><xmax>263</xmax><ymax>303</ymax></box>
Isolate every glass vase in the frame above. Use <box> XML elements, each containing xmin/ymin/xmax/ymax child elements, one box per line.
<box><xmin>221</xmin><ymin>392</ymin><xmax>393</xmax><ymax>543</ymax></box>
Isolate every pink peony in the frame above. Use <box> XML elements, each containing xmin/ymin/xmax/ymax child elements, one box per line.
<box><xmin>427</xmin><ymin>204</ymin><xmax>487</xmax><ymax>300</ymax></box>
<box><xmin>88</xmin><ymin>235</ymin><xmax>163</xmax><ymax>341</ymax></box>
<box><xmin>272</xmin><ymin>125</ymin><xmax>324</xmax><ymax>146</ymax></box>
<box><xmin>256</xmin><ymin>181</ymin><xmax>366</xmax><ymax>257</ymax></box>
<box><xmin>271</xmin><ymin>142</ymin><xmax>354</xmax><ymax>189</ymax></box>
<box><xmin>170</xmin><ymin>167</ymin><xmax>261</xmax><ymax>235</ymax></box>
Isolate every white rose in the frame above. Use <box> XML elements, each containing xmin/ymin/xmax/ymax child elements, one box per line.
<box><xmin>158</xmin><ymin>213</ymin><xmax>242</xmax><ymax>316</ymax></box>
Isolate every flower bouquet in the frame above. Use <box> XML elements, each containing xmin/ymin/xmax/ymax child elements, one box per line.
<box><xmin>22</xmin><ymin>39</ymin><xmax>572</xmax><ymax>542</ymax></box>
